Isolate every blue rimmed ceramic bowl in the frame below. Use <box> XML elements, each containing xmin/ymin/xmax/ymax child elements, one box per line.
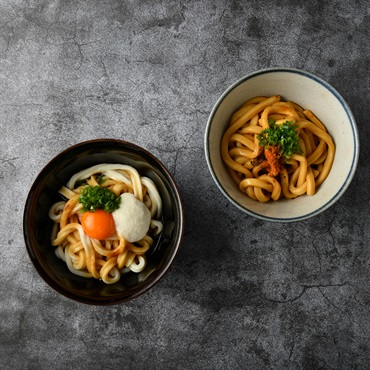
<box><xmin>205</xmin><ymin>68</ymin><xmax>359</xmax><ymax>222</ymax></box>
<box><xmin>23</xmin><ymin>139</ymin><xmax>184</xmax><ymax>304</ymax></box>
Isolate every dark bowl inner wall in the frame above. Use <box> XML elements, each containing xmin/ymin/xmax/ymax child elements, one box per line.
<box><xmin>23</xmin><ymin>140</ymin><xmax>183</xmax><ymax>304</ymax></box>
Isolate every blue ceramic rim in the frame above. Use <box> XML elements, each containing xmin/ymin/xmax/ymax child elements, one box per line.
<box><xmin>204</xmin><ymin>67</ymin><xmax>360</xmax><ymax>222</ymax></box>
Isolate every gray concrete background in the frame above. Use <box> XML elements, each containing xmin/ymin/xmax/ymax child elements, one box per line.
<box><xmin>1</xmin><ymin>0</ymin><xmax>369</xmax><ymax>369</ymax></box>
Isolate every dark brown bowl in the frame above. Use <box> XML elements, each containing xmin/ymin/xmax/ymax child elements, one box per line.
<box><xmin>23</xmin><ymin>139</ymin><xmax>184</xmax><ymax>305</ymax></box>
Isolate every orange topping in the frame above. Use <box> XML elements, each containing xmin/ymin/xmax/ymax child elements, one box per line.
<box><xmin>262</xmin><ymin>147</ymin><xmax>282</xmax><ymax>177</ymax></box>
<box><xmin>81</xmin><ymin>210</ymin><xmax>116</xmax><ymax>240</ymax></box>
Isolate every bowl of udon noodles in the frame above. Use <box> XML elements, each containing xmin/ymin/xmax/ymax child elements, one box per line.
<box><xmin>23</xmin><ymin>139</ymin><xmax>184</xmax><ymax>304</ymax></box>
<box><xmin>205</xmin><ymin>67</ymin><xmax>359</xmax><ymax>222</ymax></box>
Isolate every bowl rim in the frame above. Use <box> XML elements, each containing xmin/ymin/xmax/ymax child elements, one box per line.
<box><xmin>23</xmin><ymin>138</ymin><xmax>184</xmax><ymax>305</ymax></box>
<box><xmin>204</xmin><ymin>67</ymin><xmax>360</xmax><ymax>222</ymax></box>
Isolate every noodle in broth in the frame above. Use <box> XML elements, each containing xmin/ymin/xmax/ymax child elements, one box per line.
<box><xmin>49</xmin><ymin>164</ymin><xmax>163</xmax><ymax>284</ymax></box>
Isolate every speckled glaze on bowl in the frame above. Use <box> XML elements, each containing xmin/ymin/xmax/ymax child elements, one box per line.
<box><xmin>23</xmin><ymin>139</ymin><xmax>184</xmax><ymax>305</ymax></box>
<box><xmin>205</xmin><ymin>68</ymin><xmax>359</xmax><ymax>222</ymax></box>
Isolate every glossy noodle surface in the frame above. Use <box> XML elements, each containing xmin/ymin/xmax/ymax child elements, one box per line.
<box><xmin>221</xmin><ymin>96</ymin><xmax>335</xmax><ymax>202</ymax></box>
<box><xmin>49</xmin><ymin>164</ymin><xmax>163</xmax><ymax>284</ymax></box>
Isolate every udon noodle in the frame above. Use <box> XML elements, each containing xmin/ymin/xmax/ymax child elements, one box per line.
<box><xmin>221</xmin><ymin>96</ymin><xmax>335</xmax><ymax>202</ymax></box>
<box><xmin>49</xmin><ymin>164</ymin><xmax>163</xmax><ymax>284</ymax></box>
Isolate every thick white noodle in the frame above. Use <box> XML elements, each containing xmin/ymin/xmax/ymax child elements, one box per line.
<box><xmin>49</xmin><ymin>202</ymin><xmax>66</xmax><ymax>222</ymax></box>
<box><xmin>51</xmin><ymin>163</ymin><xmax>164</xmax><ymax>282</ymax></box>
<box><xmin>67</xmin><ymin>164</ymin><xmax>140</xmax><ymax>190</ymax></box>
<box><xmin>64</xmin><ymin>245</ymin><xmax>93</xmax><ymax>278</ymax></box>
<box><xmin>141</xmin><ymin>177</ymin><xmax>162</xmax><ymax>218</ymax></box>
<box><xmin>103</xmin><ymin>170</ymin><xmax>131</xmax><ymax>185</ymax></box>
<box><xmin>150</xmin><ymin>220</ymin><xmax>163</xmax><ymax>235</ymax></box>
<box><xmin>103</xmin><ymin>169</ymin><xmax>142</xmax><ymax>200</ymax></box>
<box><xmin>129</xmin><ymin>255</ymin><xmax>146</xmax><ymax>273</ymax></box>
<box><xmin>58</xmin><ymin>186</ymin><xmax>76</xmax><ymax>199</ymax></box>
<box><xmin>104</xmin><ymin>268</ymin><xmax>120</xmax><ymax>284</ymax></box>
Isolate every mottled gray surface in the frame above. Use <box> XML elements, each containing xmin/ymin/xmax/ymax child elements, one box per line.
<box><xmin>1</xmin><ymin>0</ymin><xmax>369</xmax><ymax>369</ymax></box>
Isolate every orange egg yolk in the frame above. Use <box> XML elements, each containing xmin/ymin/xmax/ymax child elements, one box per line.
<box><xmin>81</xmin><ymin>210</ymin><xmax>116</xmax><ymax>240</ymax></box>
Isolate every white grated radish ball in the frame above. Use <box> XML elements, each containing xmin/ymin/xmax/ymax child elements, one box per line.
<box><xmin>112</xmin><ymin>193</ymin><xmax>151</xmax><ymax>242</ymax></box>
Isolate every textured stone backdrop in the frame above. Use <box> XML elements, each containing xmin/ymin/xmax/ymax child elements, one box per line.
<box><xmin>1</xmin><ymin>1</ymin><xmax>369</xmax><ymax>369</ymax></box>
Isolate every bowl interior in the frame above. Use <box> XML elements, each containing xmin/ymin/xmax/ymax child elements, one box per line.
<box><xmin>206</xmin><ymin>69</ymin><xmax>358</xmax><ymax>221</ymax></box>
<box><xmin>24</xmin><ymin>140</ymin><xmax>183</xmax><ymax>304</ymax></box>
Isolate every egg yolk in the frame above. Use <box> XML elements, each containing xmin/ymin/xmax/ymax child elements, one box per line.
<box><xmin>81</xmin><ymin>210</ymin><xmax>116</xmax><ymax>240</ymax></box>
